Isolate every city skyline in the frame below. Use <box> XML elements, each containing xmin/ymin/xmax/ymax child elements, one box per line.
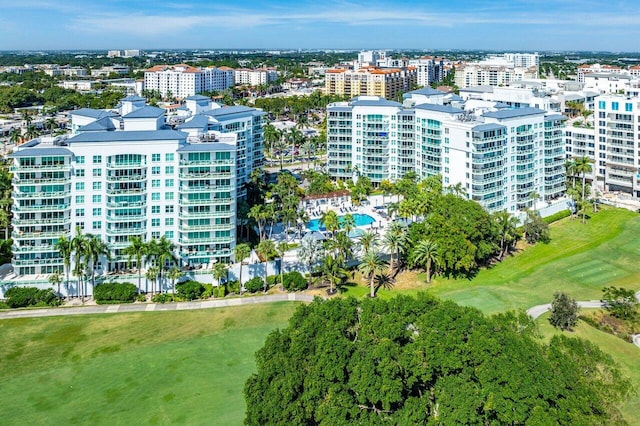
<box><xmin>1</xmin><ymin>0</ymin><xmax>640</xmax><ymax>52</ymax></box>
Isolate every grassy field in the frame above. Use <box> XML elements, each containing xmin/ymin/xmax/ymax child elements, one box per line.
<box><xmin>0</xmin><ymin>303</ymin><xmax>300</xmax><ymax>425</ymax></box>
<box><xmin>343</xmin><ymin>208</ymin><xmax>640</xmax><ymax>313</ymax></box>
<box><xmin>536</xmin><ymin>312</ymin><xmax>640</xmax><ymax>424</ymax></box>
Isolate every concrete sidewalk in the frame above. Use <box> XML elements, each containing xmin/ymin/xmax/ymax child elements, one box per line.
<box><xmin>0</xmin><ymin>293</ymin><xmax>316</xmax><ymax>320</ymax></box>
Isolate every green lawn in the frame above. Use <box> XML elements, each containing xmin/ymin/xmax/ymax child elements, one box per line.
<box><xmin>0</xmin><ymin>303</ymin><xmax>300</xmax><ymax>425</ymax></box>
<box><xmin>536</xmin><ymin>312</ymin><xmax>640</xmax><ymax>424</ymax></box>
<box><xmin>429</xmin><ymin>208</ymin><xmax>640</xmax><ymax>313</ymax></box>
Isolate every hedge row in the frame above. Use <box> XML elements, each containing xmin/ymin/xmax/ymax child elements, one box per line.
<box><xmin>4</xmin><ymin>287</ymin><xmax>60</xmax><ymax>308</ymax></box>
<box><xmin>94</xmin><ymin>282</ymin><xmax>137</xmax><ymax>304</ymax></box>
<box><xmin>543</xmin><ymin>209</ymin><xmax>571</xmax><ymax>224</ymax></box>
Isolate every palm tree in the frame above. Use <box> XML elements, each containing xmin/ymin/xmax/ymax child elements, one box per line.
<box><xmin>493</xmin><ymin>211</ymin><xmax>520</xmax><ymax>260</ymax></box>
<box><xmin>383</xmin><ymin>228</ymin><xmax>401</xmax><ymax>274</ymax></box>
<box><xmin>48</xmin><ymin>271</ymin><xmax>63</xmax><ymax>300</ymax></box>
<box><xmin>167</xmin><ymin>266</ymin><xmax>182</xmax><ymax>300</ymax></box>
<box><xmin>332</xmin><ymin>231</ymin><xmax>354</xmax><ymax>261</ymax></box>
<box><xmin>263</xmin><ymin>124</ymin><xmax>280</xmax><ymax>159</ymax></box>
<box><xmin>144</xmin><ymin>238</ymin><xmax>159</xmax><ymax>293</ymax></box>
<box><xmin>320</xmin><ymin>210</ymin><xmax>339</xmax><ymax>237</ymax></box>
<box><xmin>300</xmin><ymin>139</ymin><xmax>314</xmax><ymax>168</ymax></box>
<box><xmin>234</xmin><ymin>243</ymin><xmax>251</xmax><ymax>294</ymax></box>
<box><xmin>212</xmin><ymin>262</ymin><xmax>228</xmax><ymax>290</ymax></box>
<box><xmin>24</xmin><ymin>125</ymin><xmax>39</xmax><ymax>141</ymax></box>
<box><xmin>358</xmin><ymin>251</ymin><xmax>387</xmax><ymax>298</ymax></box>
<box><xmin>45</xmin><ymin>117</ymin><xmax>58</xmax><ymax>134</ymax></box>
<box><xmin>85</xmin><ymin>234</ymin><xmax>110</xmax><ymax>297</ymax></box>
<box><xmin>320</xmin><ymin>255</ymin><xmax>347</xmax><ymax>295</ymax></box>
<box><xmin>54</xmin><ymin>236</ymin><xmax>72</xmax><ymax>299</ymax></box>
<box><xmin>123</xmin><ymin>235</ymin><xmax>146</xmax><ymax>294</ymax></box>
<box><xmin>146</xmin><ymin>266</ymin><xmax>159</xmax><ymax>295</ymax></box>
<box><xmin>340</xmin><ymin>213</ymin><xmax>356</xmax><ymax>235</ymax></box>
<box><xmin>413</xmin><ymin>239</ymin><xmax>439</xmax><ymax>283</ymax></box>
<box><xmin>358</xmin><ymin>230</ymin><xmax>379</xmax><ymax>256</ymax></box>
<box><xmin>8</xmin><ymin>128</ymin><xmax>22</xmax><ymax>147</ymax></box>
<box><xmin>155</xmin><ymin>236</ymin><xmax>176</xmax><ymax>293</ymax></box>
<box><xmin>71</xmin><ymin>229</ymin><xmax>87</xmax><ymax>302</ymax></box>
<box><xmin>276</xmin><ymin>241</ymin><xmax>289</xmax><ymax>289</ymax></box>
<box><xmin>256</xmin><ymin>239</ymin><xmax>276</xmax><ymax>292</ymax></box>
<box><xmin>272</xmin><ymin>137</ymin><xmax>289</xmax><ymax>171</ymax></box>
<box><xmin>564</xmin><ymin>159</ymin><xmax>576</xmax><ymax>190</ymax></box>
<box><xmin>574</xmin><ymin>156</ymin><xmax>593</xmax><ymax>224</ymax></box>
<box><xmin>297</xmin><ymin>234</ymin><xmax>324</xmax><ymax>287</ymax></box>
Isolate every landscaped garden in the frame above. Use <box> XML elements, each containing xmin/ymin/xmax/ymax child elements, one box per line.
<box><xmin>1</xmin><ymin>207</ymin><xmax>639</xmax><ymax>424</ymax></box>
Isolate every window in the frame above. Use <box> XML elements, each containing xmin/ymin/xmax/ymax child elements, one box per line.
<box><xmin>165</xmin><ymin>179</ymin><xmax>174</xmax><ymax>187</ymax></box>
<box><xmin>76</xmin><ymin>169</ymin><xmax>85</xmax><ymax>177</ymax></box>
<box><xmin>93</xmin><ymin>182</ymin><xmax>102</xmax><ymax>190</ymax></box>
<box><xmin>151</xmin><ymin>218</ymin><xmax>160</xmax><ymax>227</ymax></box>
<box><xmin>152</xmin><ymin>179</ymin><xmax>161</xmax><ymax>188</ymax></box>
<box><xmin>75</xmin><ymin>182</ymin><xmax>85</xmax><ymax>191</ymax></box>
<box><xmin>93</xmin><ymin>168</ymin><xmax>102</xmax><ymax>177</ymax></box>
<box><xmin>152</xmin><ymin>192</ymin><xmax>160</xmax><ymax>201</ymax></box>
<box><xmin>598</xmin><ymin>100</ymin><xmax>606</xmax><ymax>109</ymax></box>
<box><xmin>151</xmin><ymin>206</ymin><xmax>160</xmax><ymax>214</ymax></box>
<box><xmin>152</xmin><ymin>153</ymin><xmax>161</xmax><ymax>162</ymax></box>
<box><xmin>152</xmin><ymin>166</ymin><xmax>160</xmax><ymax>175</ymax></box>
<box><xmin>92</xmin><ymin>155</ymin><xmax>102</xmax><ymax>164</ymax></box>
<box><xmin>165</xmin><ymin>205</ymin><xmax>174</xmax><ymax>213</ymax></box>
<box><xmin>92</xmin><ymin>221</ymin><xmax>102</xmax><ymax>230</ymax></box>
<box><xmin>76</xmin><ymin>156</ymin><xmax>85</xmax><ymax>164</ymax></box>
<box><xmin>75</xmin><ymin>195</ymin><xmax>85</xmax><ymax>203</ymax></box>
<box><xmin>92</xmin><ymin>195</ymin><xmax>101</xmax><ymax>203</ymax></box>
<box><xmin>612</xmin><ymin>102</ymin><xmax>619</xmax><ymax>111</ymax></box>
<box><xmin>93</xmin><ymin>208</ymin><xmax>101</xmax><ymax>216</ymax></box>
<box><xmin>165</xmin><ymin>192</ymin><xmax>174</xmax><ymax>200</ymax></box>
<box><xmin>76</xmin><ymin>208</ymin><xmax>85</xmax><ymax>217</ymax></box>
<box><xmin>165</xmin><ymin>153</ymin><xmax>174</xmax><ymax>162</ymax></box>
<box><xmin>165</xmin><ymin>218</ymin><xmax>174</xmax><ymax>226</ymax></box>
<box><xmin>626</xmin><ymin>103</ymin><xmax>633</xmax><ymax>112</ymax></box>
<box><xmin>152</xmin><ymin>232</ymin><xmax>160</xmax><ymax>239</ymax></box>
<box><xmin>164</xmin><ymin>231</ymin><xmax>174</xmax><ymax>239</ymax></box>
<box><xmin>165</xmin><ymin>166</ymin><xmax>174</xmax><ymax>174</ymax></box>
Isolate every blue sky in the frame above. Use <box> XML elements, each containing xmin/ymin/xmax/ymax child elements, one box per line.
<box><xmin>1</xmin><ymin>0</ymin><xmax>639</xmax><ymax>51</ymax></box>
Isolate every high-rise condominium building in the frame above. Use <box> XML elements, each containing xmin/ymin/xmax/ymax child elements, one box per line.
<box><xmin>9</xmin><ymin>96</ymin><xmax>264</xmax><ymax>277</ymax></box>
<box><xmin>326</xmin><ymin>93</ymin><xmax>565</xmax><ymax>213</ymax></box>
<box><xmin>144</xmin><ymin>64</ymin><xmax>234</xmax><ymax>99</ymax></box>
<box><xmin>324</xmin><ymin>66</ymin><xmax>417</xmax><ymax>100</ymax></box>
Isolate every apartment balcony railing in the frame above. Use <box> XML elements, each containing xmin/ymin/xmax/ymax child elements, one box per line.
<box><xmin>178</xmin><ymin>185</ymin><xmax>234</xmax><ymax>193</ymax></box>
<box><xmin>13</xmin><ymin>204</ymin><xmax>70</xmax><ymax>212</ymax></box>
<box><xmin>12</xmin><ymin>191</ymin><xmax>68</xmax><ymax>199</ymax></box>
<box><xmin>106</xmin><ymin>227</ymin><xmax>146</xmax><ymax>236</ymax></box>
<box><xmin>106</xmin><ymin>174</ymin><xmax>146</xmax><ymax>182</ymax></box>
<box><xmin>106</xmin><ymin>162</ymin><xmax>146</xmax><ymax>169</ymax></box>
<box><xmin>106</xmin><ymin>188</ymin><xmax>146</xmax><ymax>196</ymax></box>
<box><xmin>179</xmin><ymin>210</ymin><xmax>233</xmax><ymax>219</ymax></box>
<box><xmin>106</xmin><ymin>214</ymin><xmax>146</xmax><ymax>222</ymax></box>
<box><xmin>13</xmin><ymin>230</ymin><xmax>63</xmax><ymax>239</ymax></box>
<box><xmin>10</xmin><ymin>164</ymin><xmax>70</xmax><ymax>172</ymax></box>
<box><xmin>179</xmin><ymin>223</ymin><xmax>234</xmax><ymax>231</ymax></box>
<box><xmin>179</xmin><ymin>197</ymin><xmax>233</xmax><ymax>206</ymax></box>
<box><xmin>15</xmin><ymin>217</ymin><xmax>70</xmax><ymax>226</ymax></box>
<box><xmin>179</xmin><ymin>236</ymin><xmax>233</xmax><ymax>244</ymax></box>
<box><xmin>13</xmin><ymin>177</ymin><xmax>69</xmax><ymax>185</ymax></box>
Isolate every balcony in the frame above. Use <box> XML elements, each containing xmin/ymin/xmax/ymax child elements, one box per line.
<box><xmin>14</xmin><ymin>258</ymin><xmax>63</xmax><ymax>266</ymax></box>
<box><xmin>106</xmin><ymin>174</ymin><xmax>146</xmax><ymax>182</ymax></box>
<box><xmin>13</xmin><ymin>177</ymin><xmax>69</xmax><ymax>185</ymax></box>
<box><xmin>106</xmin><ymin>201</ymin><xmax>146</xmax><ymax>208</ymax></box>
<box><xmin>179</xmin><ymin>159</ymin><xmax>234</xmax><ymax>166</ymax></box>
<box><xmin>178</xmin><ymin>185</ymin><xmax>234</xmax><ymax>193</ymax></box>
<box><xmin>13</xmin><ymin>244</ymin><xmax>57</xmax><ymax>253</ymax></box>
<box><xmin>180</xmin><ymin>223</ymin><xmax>234</xmax><ymax>231</ymax></box>
<box><xmin>11</xmin><ymin>164</ymin><xmax>70</xmax><ymax>172</ymax></box>
<box><xmin>13</xmin><ymin>230</ymin><xmax>63</xmax><ymax>239</ymax></box>
<box><xmin>179</xmin><ymin>172</ymin><xmax>233</xmax><ymax>179</ymax></box>
<box><xmin>106</xmin><ymin>188</ymin><xmax>146</xmax><ymax>196</ymax></box>
<box><xmin>179</xmin><ymin>235</ymin><xmax>233</xmax><ymax>244</ymax></box>
<box><xmin>12</xmin><ymin>191</ymin><xmax>68</xmax><ymax>199</ymax></box>
<box><xmin>178</xmin><ymin>210</ymin><xmax>233</xmax><ymax>219</ymax></box>
<box><xmin>106</xmin><ymin>162</ymin><xmax>146</xmax><ymax>169</ymax></box>
<box><xmin>106</xmin><ymin>227</ymin><xmax>146</xmax><ymax>236</ymax></box>
<box><xmin>14</xmin><ymin>204</ymin><xmax>70</xmax><ymax>212</ymax></box>
<box><xmin>106</xmin><ymin>214</ymin><xmax>146</xmax><ymax>222</ymax></box>
<box><xmin>180</xmin><ymin>197</ymin><xmax>233</xmax><ymax>205</ymax></box>
<box><xmin>16</xmin><ymin>217</ymin><xmax>70</xmax><ymax>226</ymax></box>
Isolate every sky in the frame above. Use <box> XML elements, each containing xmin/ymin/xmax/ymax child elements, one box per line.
<box><xmin>1</xmin><ymin>0</ymin><xmax>639</xmax><ymax>52</ymax></box>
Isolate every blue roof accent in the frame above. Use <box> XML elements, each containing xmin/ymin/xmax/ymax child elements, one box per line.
<box><xmin>472</xmin><ymin>123</ymin><xmax>507</xmax><ymax>132</ymax></box>
<box><xmin>71</xmin><ymin>108</ymin><xmax>116</xmax><ymax>119</ymax></box>
<box><xmin>483</xmin><ymin>107</ymin><xmax>546</xmax><ymax>119</ymax></box>
<box><xmin>177</xmin><ymin>115</ymin><xmax>210</xmax><ymax>130</ymax></box>
<box><xmin>351</xmin><ymin>97</ymin><xmax>402</xmax><ymax>108</ymax></box>
<box><xmin>68</xmin><ymin>130</ymin><xmax>186</xmax><ymax>143</ymax></box>
<box><xmin>10</xmin><ymin>147</ymin><xmax>74</xmax><ymax>157</ymax></box>
<box><xmin>545</xmin><ymin>114</ymin><xmax>567</xmax><ymax>121</ymax></box>
<box><xmin>177</xmin><ymin>143</ymin><xmax>235</xmax><ymax>152</ymax></box>
<box><xmin>121</xmin><ymin>95</ymin><xmax>146</xmax><ymax>102</ymax></box>
<box><xmin>414</xmin><ymin>104</ymin><xmax>464</xmax><ymax>114</ymax></box>
<box><xmin>446</xmin><ymin>94</ymin><xmax>463</xmax><ymax>101</ymax></box>
<box><xmin>404</xmin><ymin>87</ymin><xmax>444</xmax><ymax>97</ymax></box>
<box><xmin>78</xmin><ymin>117</ymin><xmax>116</xmax><ymax>132</ymax></box>
<box><xmin>327</xmin><ymin>106</ymin><xmax>352</xmax><ymax>113</ymax></box>
<box><xmin>185</xmin><ymin>95</ymin><xmax>211</xmax><ymax>101</ymax></box>
<box><xmin>123</xmin><ymin>106</ymin><xmax>165</xmax><ymax>119</ymax></box>
<box><xmin>204</xmin><ymin>105</ymin><xmax>256</xmax><ymax>117</ymax></box>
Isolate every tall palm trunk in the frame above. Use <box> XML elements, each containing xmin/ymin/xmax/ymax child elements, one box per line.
<box><xmin>426</xmin><ymin>259</ymin><xmax>432</xmax><ymax>284</ymax></box>
<box><xmin>581</xmin><ymin>173</ymin><xmax>587</xmax><ymax>224</ymax></box>
<box><xmin>369</xmin><ymin>275</ymin><xmax>375</xmax><ymax>298</ymax></box>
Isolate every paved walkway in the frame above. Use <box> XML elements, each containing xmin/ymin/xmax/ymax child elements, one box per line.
<box><xmin>526</xmin><ymin>291</ymin><xmax>640</xmax><ymax>349</ymax></box>
<box><xmin>0</xmin><ymin>293</ymin><xmax>316</xmax><ymax>320</ymax></box>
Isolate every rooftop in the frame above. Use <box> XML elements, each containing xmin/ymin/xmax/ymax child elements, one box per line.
<box><xmin>483</xmin><ymin>107</ymin><xmax>546</xmax><ymax>119</ymax></box>
<box><xmin>123</xmin><ymin>106</ymin><xmax>165</xmax><ymax>119</ymax></box>
<box><xmin>70</xmin><ymin>108</ymin><xmax>116</xmax><ymax>119</ymax></box>
<box><xmin>177</xmin><ymin>143</ymin><xmax>235</xmax><ymax>152</ymax></box>
<box><xmin>68</xmin><ymin>129</ymin><xmax>186</xmax><ymax>143</ymax></box>
<box><xmin>414</xmin><ymin>104</ymin><xmax>464</xmax><ymax>114</ymax></box>
<box><xmin>10</xmin><ymin>147</ymin><xmax>74</xmax><ymax>157</ymax></box>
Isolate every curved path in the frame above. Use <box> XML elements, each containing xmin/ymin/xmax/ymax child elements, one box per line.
<box><xmin>527</xmin><ymin>291</ymin><xmax>640</xmax><ymax>349</ymax></box>
<box><xmin>0</xmin><ymin>293</ymin><xmax>316</xmax><ymax>320</ymax></box>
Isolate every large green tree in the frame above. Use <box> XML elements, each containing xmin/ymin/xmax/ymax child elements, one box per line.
<box><xmin>245</xmin><ymin>296</ymin><xmax>631</xmax><ymax>425</ymax></box>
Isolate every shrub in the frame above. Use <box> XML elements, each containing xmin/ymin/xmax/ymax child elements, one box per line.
<box><xmin>266</xmin><ymin>275</ymin><xmax>281</xmax><ymax>287</ymax></box>
<box><xmin>176</xmin><ymin>280</ymin><xmax>205</xmax><ymax>300</ymax></box>
<box><xmin>549</xmin><ymin>292</ymin><xmax>579</xmax><ymax>331</ymax></box>
<box><xmin>214</xmin><ymin>285</ymin><xmax>226</xmax><ymax>298</ymax></box>
<box><xmin>151</xmin><ymin>293</ymin><xmax>173</xmax><ymax>304</ymax></box>
<box><xmin>283</xmin><ymin>271</ymin><xmax>307</xmax><ymax>292</ymax></box>
<box><xmin>5</xmin><ymin>287</ymin><xmax>61</xmax><ymax>308</ymax></box>
<box><xmin>226</xmin><ymin>280</ymin><xmax>240</xmax><ymax>294</ymax></box>
<box><xmin>244</xmin><ymin>277</ymin><xmax>264</xmax><ymax>294</ymax></box>
<box><xmin>94</xmin><ymin>282</ymin><xmax>137</xmax><ymax>304</ymax></box>
<box><xmin>135</xmin><ymin>294</ymin><xmax>147</xmax><ymax>303</ymax></box>
<box><xmin>543</xmin><ymin>209</ymin><xmax>571</xmax><ymax>224</ymax></box>
<box><xmin>202</xmin><ymin>284</ymin><xmax>215</xmax><ymax>299</ymax></box>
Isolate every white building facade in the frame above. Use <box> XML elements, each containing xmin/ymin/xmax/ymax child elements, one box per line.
<box><xmin>144</xmin><ymin>64</ymin><xmax>234</xmax><ymax>98</ymax></box>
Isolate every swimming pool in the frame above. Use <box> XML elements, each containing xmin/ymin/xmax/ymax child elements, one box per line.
<box><xmin>307</xmin><ymin>213</ymin><xmax>376</xmax><ymax>231</ymax></box>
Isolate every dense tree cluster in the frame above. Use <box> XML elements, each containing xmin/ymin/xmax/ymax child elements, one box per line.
<box><xmin>245</xmin><ymin>295</ymin><xmax>631</xmax><ymax>425</ymax></box>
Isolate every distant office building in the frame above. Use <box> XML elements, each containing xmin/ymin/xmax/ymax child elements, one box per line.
<box><xmin>144</xmin><ymin>64</ymin><xmax>234</xmax><ymax>99</ymax></box>
<box><xmin>232</xmin><ymin>67</ymin><xmax>279</xmax><ymax>86</ymax></box>
<box><xmin>408</xmin><ymin>56</ymin><xmax>446</xmax><ymax>87</ymax></box>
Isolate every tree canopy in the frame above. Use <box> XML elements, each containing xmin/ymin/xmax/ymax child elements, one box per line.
<box><xmin>245</xmin><ymin>295</ymin><xmax>631</xmax><ymax>425</ymax></box>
